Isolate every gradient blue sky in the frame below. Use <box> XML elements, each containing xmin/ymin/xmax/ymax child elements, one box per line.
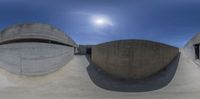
<box><xmin>0</xmin><ymin>0</ymin><xmax>200</xmax><ymax>47</ymax></box>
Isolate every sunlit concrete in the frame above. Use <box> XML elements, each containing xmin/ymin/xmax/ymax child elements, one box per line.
<box><xmin>0</xmin><ymin>23</ymin><xmax>77</xmax><ymax>47</ymax></box>
<box><xmin>0</xmin><ymin>51</ymin><xmax>199</xmax><ymax>99</ymax></box>
<box><xmin>0</xmin><ymin>43</ymin><xmax>73</xmax><ymax>75</ymax></box>
<box><xmin>0</xmin><ymin>23</ymin><xmax>77</xmax><ymax>75</ymax></box>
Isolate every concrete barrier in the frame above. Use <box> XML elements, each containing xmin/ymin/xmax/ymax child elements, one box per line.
<box><xmin>92</xmin><ymin>40</ymin><xmax>179</xmax><ymax>79</ymax></box>
<box><xmin>0</xmin><ymin>23</ymin><xmax>77</xmax><ymax>75</ymax></box>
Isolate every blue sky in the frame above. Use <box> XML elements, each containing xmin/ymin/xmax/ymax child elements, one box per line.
<box><xmin>0</xmin><ymin>0</ymin><xmax>200</xmax><ymax>47</ymax></box>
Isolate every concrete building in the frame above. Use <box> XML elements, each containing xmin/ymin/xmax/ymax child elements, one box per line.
<box><xmin>183</xmin><ymin>33</ymin><xmax>200</xmax><ymax>65</ymax></box>
<box><xmin>77</xmin><ymin>45</ymin><xmax>93</xmax><ymax>55</ymax></box>
<box><xmin>0</xmin><ymin>23</ymin><xmax>77</xmax><ymax>75</ymax></box>
<box><xmin>92</xmin><ymin>40</ymin><xmax>179</xmax><ymax>79</ymax></box>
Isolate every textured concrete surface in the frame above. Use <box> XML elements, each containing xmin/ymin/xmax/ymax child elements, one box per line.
<box><xmin>0</xmin><ymin>23</ymin><xmax>77</xmax><ymax>75</ymax></box>
<box><xmin>92</xmin><ymin>40</ymin><xmax>179</xmax><ymax>79</ymax></box>
<box><xmin>0</xmin><ymin>53</ymin><xmax>199</xmax><ymax>99</ymax></box>
<box><xmin>0</xmin><ymin>43</ymin><xmax>74</xmax><ymax>75</ymax></box>
<box><xmin>87</xmin><ymin>53</ymin><xmax>180</xmax><ymax>92</ymax></box>
<box><xmin>0</xmin><ymin>23</ymin><xmax>77</xmax><ymax>47</ymax></box>
<box><xmin>183</xmin><ymin>33</ymin><xmax>200</xmax><ymax>64</ymax></box>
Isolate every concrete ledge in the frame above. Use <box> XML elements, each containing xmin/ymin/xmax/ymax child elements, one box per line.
<box><xmin>0</xmin><ymin>23</ymin><xmax>77</xmax><ymax>47</ymax></box>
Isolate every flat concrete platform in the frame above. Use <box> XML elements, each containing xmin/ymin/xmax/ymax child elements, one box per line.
<box><xmin>0</xmin><ymin>50</ymin><xmax>199</xmax><ymax>99</ymax></box>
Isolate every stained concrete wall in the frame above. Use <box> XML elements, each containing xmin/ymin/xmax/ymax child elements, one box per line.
<box><xmin>183</xmin><ymin>33</ymin><xmax>200</xmax><ymax>62</ymax></box>
<box><xmin>0</xmin><ymin>43</ymin><xmax>73</xmax><ymax>75</ymax></box>
<box><xmin>92</xmin><ymin>40</ymin><xmax>179</xmax><ymax>79</ymax></box>
<box><xmin>0</xmin><ymin>23</ymin><xmax>77</xmax><ymax>47</ymax></box>
<box><xmin>0</xmin><ymin>23</ymin><xmax>76</xmax><ymax>75</ymax></box>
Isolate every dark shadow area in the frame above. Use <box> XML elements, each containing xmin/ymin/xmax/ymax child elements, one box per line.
<box><xmin>75</xmin><ymin>45</ymin><xmax>93</xmax><ymax>55</ymax></box>
<box><xmin>86</xmin><ymin>53</ymin><xmax>180</xmax><ymax>92</ymax></box>
<box><xmin>0</xmin><ymin>38</ymin><xmax>73</xmax><ymax>47</ymax></box>
<box><xmin>194</xmin><ymin>44</ymin><xmax>200</xmax><ymax>59</ymax></box>
<box><xmin>86</xmin><ymin>48</ymin><xmax>92</xmax><ymax>55</ymax></box>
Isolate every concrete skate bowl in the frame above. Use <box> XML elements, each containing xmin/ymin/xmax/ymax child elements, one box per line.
<box><xmin>87</xmin><ymin>39</ymin><xmax>180</xmax><ymax>92</ymax></box>
<box><xmin>0</xmin><ymin>23</ymin><xmax>77</xmax><ymax>76</ymax></box>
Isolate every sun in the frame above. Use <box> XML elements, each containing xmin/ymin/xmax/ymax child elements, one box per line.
<box><xmin>95</xmin><ymin>18</ymin><xmax>106</xmax><ymax>25</ymax></box>
<box><xmin>92</xmin><ymin>15</ymin><xmax>113</xmax><ymax>27</ymax></box>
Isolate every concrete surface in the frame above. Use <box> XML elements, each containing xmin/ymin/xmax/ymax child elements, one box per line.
<box><xmin>0</xmin><ymin>43</ymin><xmax>74</xmax><ymax>75</ymax></box>
<box><xmin>92</xmin><ymin>40</ymin><xmax>179</xmax><ymax>79</ymax></box>
<box><xmin>0</xmin><ymin>51</ymin><xmax>199</xmax><ymax>99</ymax></box>
<box><xmin>0</xmin><ymin>23</ymin><xmax>77</xmax><ymax>76</ymax></box>
<box><xmin>183</xmin><ymin>32</ymin><xmax>200</xmax><ymax>65</ymax></box>
<box><xmin>87</xmin><ymin>53</ymin><xmax>180</xmax><ymax>92</ymax></box>
<box><xmin>0</xmin><ymin>23</ymin><xmax>77</xmax><ymax>47</ymax></box>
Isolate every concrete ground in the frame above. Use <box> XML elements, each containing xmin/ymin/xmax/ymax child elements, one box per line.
<box><xmin>0</xmin><ymin>50</ymin><xmax>199</xmax><ymax>99</ymax></box>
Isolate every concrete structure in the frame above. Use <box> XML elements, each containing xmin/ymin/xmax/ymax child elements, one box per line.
<box><xmin>183</xmin><ymin>33</ymin><xmax>200</xmax><ymax>64</ymax></box>
<box><xmin>0</xmin><ymin>23</ymin><xmax>77</xmax><ymax>75</ymax></box>
<box><xmin>0</xmin><ymin>23</ymin><xmax>199</xmax><ymax>99</ymax></box>
<box><xmin>0</xmin><ymin>23</ymin><xmax>77</xmax><ymax>47</ymax></box>
<box><xmin>92</xmin><ymin>40</ymin><xmax>179</xmax><ymax>79</ymax></box>
<box><xmin>77</xmin><ymin>45</ymin><xmax>93</xmax><ymax>55</ymax></box>
<box><xmin>0</xmin><ymin>53</ymin><xmax>199</xmax><ymax>99</ymax></box>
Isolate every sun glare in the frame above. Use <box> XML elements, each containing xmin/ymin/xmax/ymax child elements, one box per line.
<box><xmin>92</xmin><ymin>15</ymin><xmax>113</xmax><ymax>27</ymax></box>
<box><xmin>95</xmin><ymin>18</ymin><xmax>106</xmax><ymax>25</ymax></box>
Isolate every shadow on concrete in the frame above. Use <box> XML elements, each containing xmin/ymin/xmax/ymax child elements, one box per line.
<box><xmin>86</xmin><ymin>53</ymin><xmax>180</xmax><ymax>92</ymax></box>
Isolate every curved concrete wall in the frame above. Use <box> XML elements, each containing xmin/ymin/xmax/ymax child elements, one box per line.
<box><xmin>0</xmin><ymin>23</ymin><xmax>76</xmax><ymax>75</ymax></box>
<box><xmin>92</xmin><ymin>40</ymin><xmax>179</xmax><ymax>79</ymax></box>
<box><xmin>0</xmin><ymin>43</ymin><xmax>73</xmax><ymax>75</ymax></box>
<box><xmin>183</xmin><ymin>33</ymin><xmax>200</xmax><ymax>62</ymax></box>
<box><xmin>0</xmin><ymin>23</ymin><xmax>77</xmax><ymax>47</ymax></box>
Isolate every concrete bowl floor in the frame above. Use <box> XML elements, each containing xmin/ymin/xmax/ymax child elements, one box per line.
<box><xmin>0</xmin><ymin>50</ymin><xmax>199</xmax><ymax>99</ymax></box>
<box><xmin>87</xmin><ymin>53</ymin><xmax>180</xmax><ymax>92</ymax></box>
